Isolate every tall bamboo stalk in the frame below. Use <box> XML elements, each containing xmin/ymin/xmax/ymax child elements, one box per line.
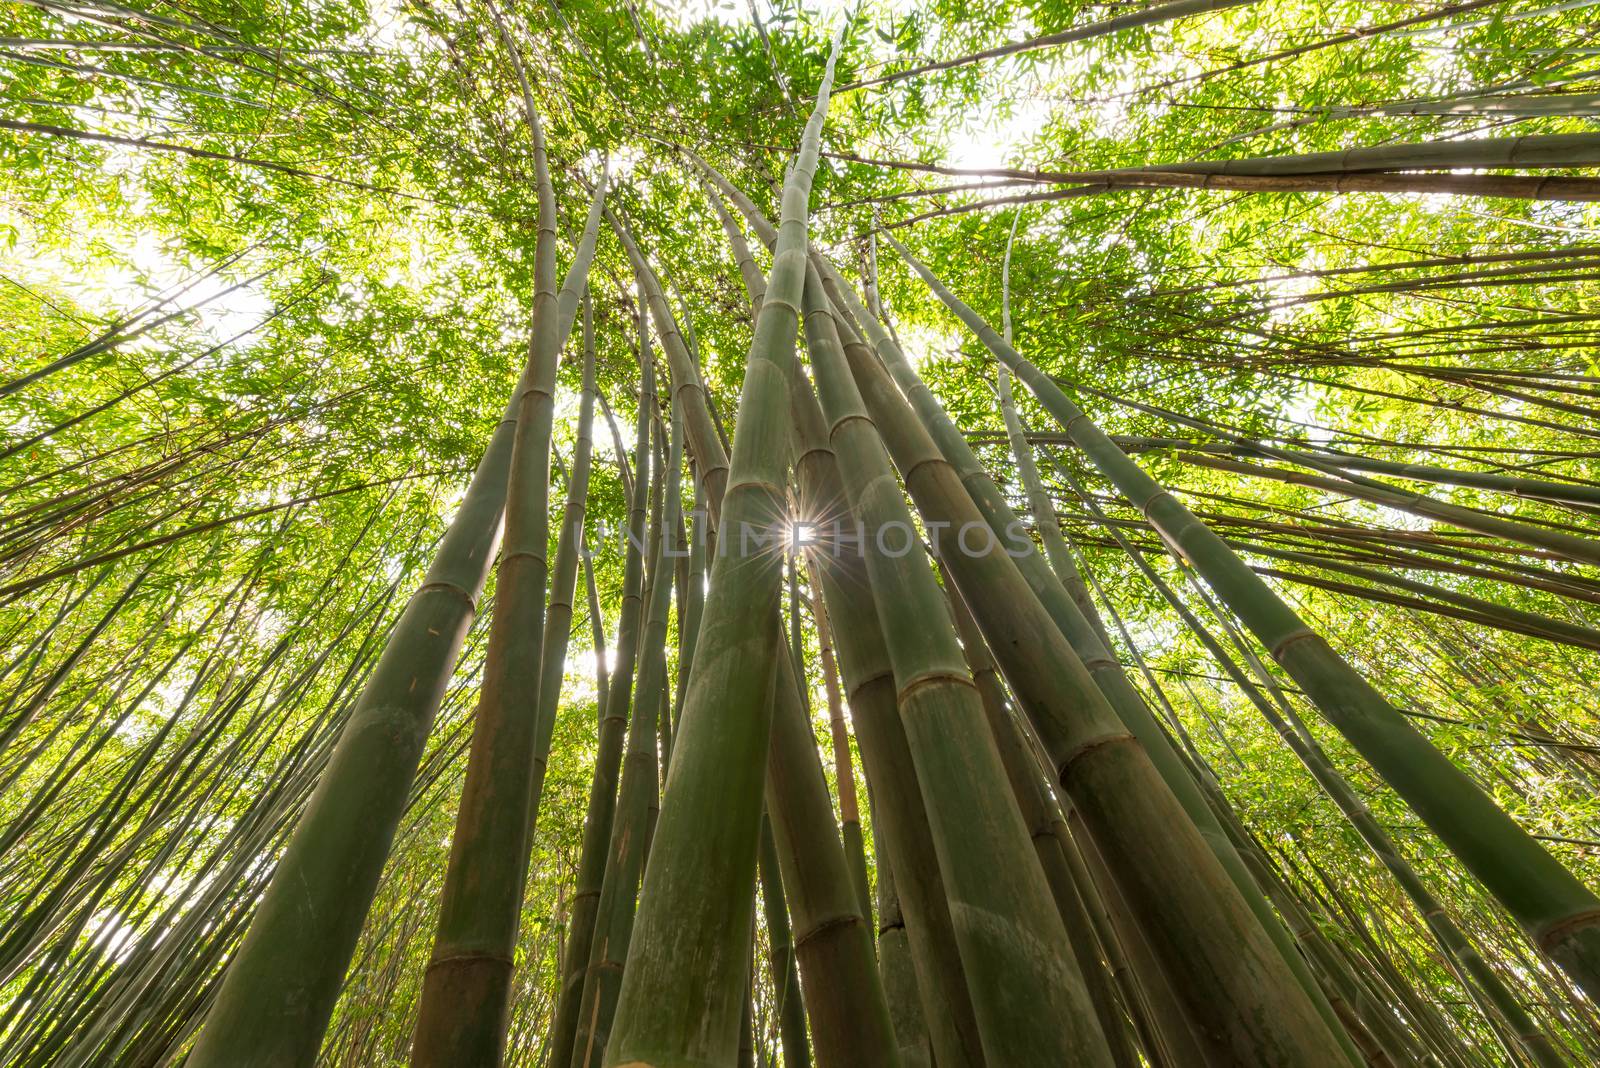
<box><xmin>570</xmin><ymin>401</ymin><xmax>679</xmax><ymax>1068</ymax></box>
<box><xmin>815</xmin><ymin>260</ymin><xmax>1345</xmax><ymax>1063</ymax></box>
<box><xmin>807</xmin><ymin>577</ymin><xmax>873</xmax><ymax>925</ymax></box>
<box><xmin>939</xmin><ymin>567</ymin><xmax>1145</xmax><ymax>1068</ymax></box>
<box><xmin>697</xmin><ymin>159</ymin><xmax>991</xmax><ymax>1068</ymax></box>
<box><xmin>757</xmin><ymin>816</ymin><xmax>811</xmax><ymax>1068</ymax></box>
<box><xmin>184</xmin><ymin>404</ymin><xmax>516</xmax><ymax>1068</ymax></box>
<box><xmin>602</xmin><ymin>36</ymin><xmax>844</xmax><ymax>1066</ymax></box>
<box><xmin>549</xmin><ymin>310</ymin><xmax>657</xmax><ymax>1068</ymax></box>
<box><xmin>410</xmin><ymin>131</ymin><xmax>610</xmax><ymax>1063</ymax></box>
<box><xmin>891</xmin><ymin>233</ymin><xmax>1600</xmax><ymax>999</ymax></box>
<box><xmin>800</xmin><ymin>259</ymin><xmax>1114</xmax><ymax>1065</ymax></box>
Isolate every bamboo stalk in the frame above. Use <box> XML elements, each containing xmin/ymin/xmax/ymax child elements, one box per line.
<box><xmin>570</xmin><ymin>398</ymin><xmax>681</xmax><ymax>1068</ymax></box>
<box><xmin>800</xmin><ymin>259</ymin><xmax>1115</xmax><ymax>1065</ymax></box>
<box><xmin>549</xmin><ymin>312</ymin><xmax>657</xmax><ymax>1068</ymax></box>
<box><xmin>602</xmin><ymin>35</ymin><xmax>847</xmax><ymax>1067</ymax></box>
<box><xmin>891</xmin><ymin>233</ymin><xmax>1600</xmax><ymax>1000</ymax></box>
<box><xmin>817</xmin><ymin>259</ymin><xmax>1347</xmax><ymax>1063</ymax></box>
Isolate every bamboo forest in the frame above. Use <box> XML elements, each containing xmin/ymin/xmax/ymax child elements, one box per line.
<box><xmin>7</xmin><ymin>0</ymin><xmax>1600</xmax><ymax>1064</ymax></box>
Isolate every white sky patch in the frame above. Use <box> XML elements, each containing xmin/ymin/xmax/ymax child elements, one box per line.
<box><xmin>944</xmin><ymin>95</ymin><xmax>1053</xmax><ymax>174</ymax></box>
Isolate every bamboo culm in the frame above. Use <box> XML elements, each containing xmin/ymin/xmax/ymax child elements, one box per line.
<box><xmin>889</xmin><ymin>232</ymin><xmax>1600</xmax><ymax>1000</ymax></box>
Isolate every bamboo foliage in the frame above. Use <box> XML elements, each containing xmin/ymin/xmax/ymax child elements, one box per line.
<box><xmin>5</xmin><ymin>2</ymin><xmax>1600</xmax><ymax>1066</ymax></box>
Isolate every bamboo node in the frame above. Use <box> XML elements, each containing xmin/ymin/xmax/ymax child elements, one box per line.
<box><xmin>1267</xmin><ymin>628</ymin><xmax>1321</xmax><ymax>661</ymax></box>
<box><xmin>896</xmin><ymin>669</ymin><xmax>977</xmax><ymax>705</ymax></box>
<box><xmin>1533</xmin><ymin>907</ymin><xmax>1600</xmax><ymax>953</ymax></box>
<box><xmin>1058</xmin><ymin>730</ymin><xmax>1138</xmax><ymax>774</ymax></box>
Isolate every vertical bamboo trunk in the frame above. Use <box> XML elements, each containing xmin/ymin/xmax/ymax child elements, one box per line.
<box><xmin>411</xmin><ymin>161</ymin><xmax>609</xmax><ymax>1067</ymax></box>
<box><xmin>763</xmin><ymin>648</ymin><xmax>899</xmax><ymax>1067</ymax></box>
<box><xmin>697</xmin><ymin>152</ymin><xmax>987</xmax><ymax>1068</ymax></box>
<box><xmin>784</xmin><ymin>364</ymin><xmax>986</xmax><ymax>1068</ymax></box>
<box><xmin>570</xmin><ymin>402</ymin><xmax>680</xmax><ymax>1068</ymax></box>
<box><xmin>872</xmin><ymin>820</ymin><xmax>934</xmax><ymax>1068</ymax></box>
<box><xmin>602</xmin><ymin>39</ymin><xmax>845</xmax><ymax>1067</ymax></box>
<box><xmin>807</xmin><ymin>582</ymin><xmax>873</xmax><ymax>927</ymax></box>
<box><xmin>549</xmin><ymin>342</ymin><xmax>657</xmax><ymax>1068</ymax></box>
<box><xmin>757</xmin><ymin>816</ymin><xmax>812</xmax><ymax>1068</ymax></box>
<box><xmin>800</xmin><ymin>261</ymin><xmax>1114</xmax><ymax>1066</ymax></box>
<box><xmin>891</xmin><ymin>233</ymin><xmax>1600</xmax><ymax>1000</ymax></box>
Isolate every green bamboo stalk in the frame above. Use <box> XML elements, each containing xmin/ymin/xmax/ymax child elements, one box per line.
<box><xmin>1125</xmin><ymin>436</ymin><xmax>1600</xmax><ymax>509</ymax></box>
<box><xmin>871</xmin><ymin>822</ymin><xmax>933</xmax><ymax>1068</ymax></box>
<box><xmin>818</xmin><ymin>262</ymin><xmax>1343</xmax><ymax>1063</ymax></box>
<box><xmin>892</xmin><ymin>234</ymin><xmax>1600</xmax><ymax>1000</ymax></box>
<box><xmin>411</xmin><ymin>144</ymin><xmax>610</xmax><ymax>1065</ymax></box>
<box><xmin>940</xmin><ymin>569</ymin><xmax>1145</xmax><ymax>1068</ymax></box>
<box><xmin>781</xmin><ymin>338</ymin><xmax>985</xmax><ymax>1068</ymax></box>
<box><xmin>763</xmin><ymin>644</ymin><xmax>899</xmax><ymax>1068</ymax></box>
<box><xmin>807</xmin><ymin>578</ymin><xmax>873</xmax><ymax>927</ymax></box>
<box><xmin>695</xmin><ymin>186</ymin><xmax>990</xmax><ymax>1068</ymax></box>
<box><xmin>1148</xmin><ymin>555</ymin><xmax>1570</xmax><ymax>1067</ymax></box>
<box><xmin>1172</xmin><ymin>450</ymin><xmax>1600</xmax><ymax>568</ymax></box>
<box><xmin>549</xmin><ymin>317</ymin><xmax>658</xmax><ymax>1068</ymax></box>
<box><xmin>535</xmin><ymin>289</ymin><xmax>603</xmax><ymax>831</ymax></box>
<box><xmin>800</xmin><ymin>260</ymin><xmax>1114</xmax><ymax>1065</ymax></box>
<box><xmin>602</xmin><ymin>36</ymin><xmax>845</xmax><ymax>1067</ymax></box>
<box><xmin>570</xmin><ymin>401</ymin><xmax>680</xmax><ymax>1068</ymax></box>
<box><xmin>184</xmin><ymin>402</ymin><xmax>517</xmax><ymax>1068</ymax></box>
<box><xmin>757</xmin><ymin>816</ymin><xmax>812</xmax><ymax>1068</ymax></box>
<box><xmin>831</xmin><ymin>223</ymin><xmax>1364</xmax><ymax>1056</ymax></box>
<box><xmin>627</xmin><ymin>140</ymin><xmax>896</xmax><ymax>1068</ymax></box>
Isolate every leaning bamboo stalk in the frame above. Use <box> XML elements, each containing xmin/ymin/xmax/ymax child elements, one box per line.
<box><xmin>818</xmin><ymin>264</ymin><xmax>1345</xmax><ymax>1063</ymax></box>
<box><xmin>819</xmin><ymin>233</ymin><xmax>1365</xmax><ymax>1060</ymax></box>
<box><xmin>837</xmin><ymin>0</ymin><xmax>1255</xmax><ymax>91</ymax></box>
<box><xmin>940</xmin><ymin>569</ymin><xmax>1145</xmax><ymax>1068</ymax></box>
<box><xmin>1179</xmin><ymin>572</ymin><xmax>1569</xmax><ymax>1067</ymax></box>
<box><xmin>628</xmin><ymin>148</ymin><xmax>899</xmax><ymax>1068</ymax></box>
<box><xmin>892</xmin><ymin>234</ymin><xmax>1600</xmax><ymax>1000</ymax></box>
<box><xmin>184</xmin><ymin>404</ymin><xmax>516</xmax><ymax>1068</ymax></box>
<box><xmin>782</xmin><ymin>354</ymin><xmax>986</xmax><ymax>1068</ymax></box>
<box><xmin>800</xmin><ymin>260</ymin><xmax>1115</xmax><ymax>1065</ymax></box>
<box><xmin>1029</xmin><ymin>436</ymin><xmax>1600</xmax><ymax>511</ymax></box>
<box><xmin>602</xmin><ymin>36</ymin><xmax>847</xmax><ymax>1066</ymax></box>
<box><xmin>1173</xmin><ymin>450</ymin><xmax>1600</xmax><ymax>568</ymax></box>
